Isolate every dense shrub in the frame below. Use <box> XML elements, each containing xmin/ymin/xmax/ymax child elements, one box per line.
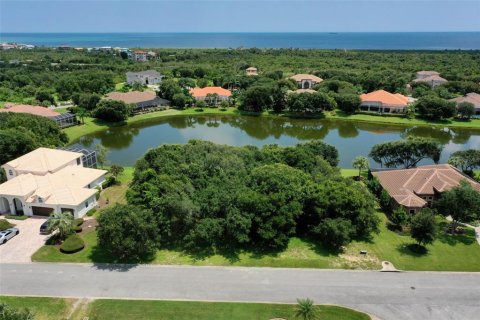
<box><xmin>60</xmin><ymin>234</ymin><xmax>85</xmax><ymax>253</ymax></box>
<box><xmin>0</xmin><ymin>303</ymin><xmax>34</xmax><ymax>320</ymax></box>
<box><xmin>92</xmin><ymin>100</ymin><xmax>131</xmax><ymax>122</ymax></box>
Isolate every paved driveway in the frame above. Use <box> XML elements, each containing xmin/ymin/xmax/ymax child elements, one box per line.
<box><xmin>0</xmin><ymin>217</ymin><xmax>48</xmax><ymax>263</ymax></box>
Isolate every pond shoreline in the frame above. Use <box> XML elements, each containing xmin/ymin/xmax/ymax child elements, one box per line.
<box><xmin>65</xmin><ymin>108</ymin><xmax>480</xmax><ymax>143</ymax></box>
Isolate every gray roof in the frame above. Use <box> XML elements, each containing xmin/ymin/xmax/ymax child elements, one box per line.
<box><xmin>126</xmin><ymin>70</ymin><xmax>163</xmax><ymax>77</ymax></box>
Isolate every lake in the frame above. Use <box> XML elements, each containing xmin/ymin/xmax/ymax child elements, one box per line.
<box><xmin>2</xmin><ymin>32</ymin><xmax>480</xmax><ymax>50</ymax></box>
<box><xmin>72</xmin><ymin>115</ymin><xmax>480</xmax><ymax>168</ymax></box>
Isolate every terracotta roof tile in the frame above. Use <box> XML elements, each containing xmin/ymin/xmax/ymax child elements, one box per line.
<box><xmin>0</xmin><ymin>104</ymin><xmax>60</xmax><ymax>117</ymax></box>
<box><xmin>105</xmin><ymin>91</ymin><xmax>158</xmax><ymax>104</ymax></box>
<box><xmin>360</xmin><ymin>90</ymin><xmax>409</xmax><ymax>106</ymax></box>
<box><xmin>190</xmin><ymin>87</ymin><xmax>232</xmax><ymax>98</ymax></box>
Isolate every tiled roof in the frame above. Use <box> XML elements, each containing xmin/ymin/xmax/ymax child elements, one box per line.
<box><xmin>360</xmin><ymin>90</ymin><xmax>409</xmax><ymax>106</ymax></box>
<box><xmin>3</xmin><ymin>148</ymin><xmax>82</xmax><ymax>174</ymax></box>
<box><xmin>416</xmin><ymin>71</ymin><xmax>440</xmax><ymax>77</ymax></box>
<box><xmin>372</xmin><ymin>164</ymin><xmax>480</xmax><ymax>208</ymax></box>
<box><xmin>450</xmin><ymin>93</ymin><xmax>480</xmax><ymax>108</ymax></box>
<box><xmin>190</xmin><ymin>87</ymin><xmax>232</xmax><ymax>98</ymax></box>
<box><xmin>294</xmin><ymin>89</ymin><xmax>317</xmax><ymax>94</ymax></box>
<box><xmin>0</xmin><ymin>104</ymin><xmax>60</xmax><ymax>117</ymax></box>
<box><xmin>413</xmin><ymin>75</ymin><xmax>448</xmax><ymax>83</ymax></box>
<box><xmin>126</xmin><ymin>70</ymin><xmax>162</xmax><ymax>77</ymax></box>
<box><xmin>246</xmin><ymin>67</ymin><xmax>257</xmax><ymax>71</ymax></box>
<box><xmin>290</xmin><ymin>74</ymin><xmax>323</xmax><ymax>82</ymax></box>
<box><xmin>105</xmin><ymin>91</ymin><xmax>158</xmax><ymax>104</ymax></box>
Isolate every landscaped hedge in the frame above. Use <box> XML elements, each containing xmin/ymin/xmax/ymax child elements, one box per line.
<box><xmin>0</xmin><ymin>219</ymin><xmax>13</xmax><ymax>231</ymax></box>
<box><xmin>73</xmin><ymin>218</ymin><xmax>84</xmax><ymax>233</ymax></box>
<box><xmin>60</xmin><ymin>234</ymin><xmax>85</xmax><ymax>254</ymax></box>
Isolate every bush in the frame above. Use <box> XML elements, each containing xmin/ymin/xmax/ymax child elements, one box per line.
<box><xmin>74</xmin><ymin>218</ymin><xmax>84</xmax><ymax>227</ymax></box>
<box><xmin>103</xmin><ymin>175</ymin><xmax>117</xmax><ymax>188</ymax></box>
<box><xmin>87</xmin><ymin>208</ymin><xmax>97</xmax><ymax>217</ymax></box>
<box><xmin>0</xmin><ymin>219</ymin><xmax>14</xmax><ymax>231</ymax></box>
<box><xmin>60</xmin><ymin>234</ymin><xmax>85</xmax><ymax>253</ymax></box>
<box><xmin>0</xmin><ymin>303</ymin><xmax>34</xmax><ymax>320</ymax></box>
<box><xmin>74</xmin><ymin>225</ymin><xmax>82</xmax><ymax>233</ymax></box>
<box><xmin>92</xmin><ymin>99</ymin><xmax>131</xmax><ymax>122</ymax></box>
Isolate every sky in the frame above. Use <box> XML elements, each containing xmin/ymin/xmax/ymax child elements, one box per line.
<box><xmin>0</xmin><ymin>0</ymin><xmax>479</xmax><ymax>33</ymax></box>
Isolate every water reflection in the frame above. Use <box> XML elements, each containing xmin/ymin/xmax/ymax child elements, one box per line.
<box><xmin>71</xmin><ymin>115</ymin><xmax>480</xmax><ymax>168</ymax></box>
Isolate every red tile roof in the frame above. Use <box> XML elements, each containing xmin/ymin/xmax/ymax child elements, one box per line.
<box><xmin>372</xmin><ymin>164</ymin><xmax>480</xmax><ymax>208</ymax></box>
<box><xmin>451</xmin><ymin>93</ymin><xmax>480</xmax><ymax>108</ymax></box>
<box><xmin>190</xmin><ymin>87</ymin><xmax>232</xmax><ymax>98</ymax></box>
<box><xmin>360</xmin><ymin>90</ymin><xmax>409</xmax><ymax>106</ymax></box>
<box><xmin>0</xmin><ymin>104</ymin><xmax>60</xmax><ymax>117</ymax></box>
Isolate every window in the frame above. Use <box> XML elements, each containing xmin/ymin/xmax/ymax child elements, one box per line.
<box><xmin>77</xmin><ymin>158</ymin><xmax>81</xmax><ymax>165</ymax></box>
<box><xmin>85</xmin><ymin>201</ymin><xmax>89</xmax><ymax>208</ymax></box>
<box><xmin>38</xmin><ymin>197</ymin><xmax>43</xmax><ymax>203</ymax></box>
<box><xmin>409</xmin><ymin>209</ymin><xmax>415</xmax><ymax>214</ymax></box>
<box><xmin>8</xmin><ymin>170</ymin><xmax>13</xmax><ymax>176</ymax></box>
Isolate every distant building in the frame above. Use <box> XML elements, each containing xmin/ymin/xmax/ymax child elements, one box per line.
<box><xmin>360</xmin><ymin>90</ymin><xmax>410</xmax><ymax>113</ymax></box>
<box><xmin>133</xmin><ymin>51</ymin><xmax>148</xmax><ymax>62</ymax></box>
<box><xmin>147</xmin><ymin>51</ymin><xmax>157</xmax><ymax>59</ymax></box>
<box><xmin>290</xmin><ymin>74</ymin><xmax>323</xmax><ymax>89</ymax></box>
<box><xmin>57</xmin><ymin>45</ymin><xmax>73</xmax><ymax>51</ymax></box>
<box><xmin>0</xmin><ymin>43</ymin><xmax>16</xmax><ymax>50</ymax></box>
<box><xmin>126</xmin><ymin>70</ymin><xmax>163</xmax><ymax>86</ymax></box>
<box><xmin>413</xmin><ymin>71</ymin><xmax>448</xmax><ymax>88</ymax></box>
<box><xmin>246</xmin><ymin>67</ymin><xmax>258</xmax><ymax>76</ymax></box>
<box><xmin>105</xmin><ymin>91</ymin><xmax>170</xmax><ymax>110</ymax></box>
<box><xmin>372</xmin><ymin>164</ymin><xmax>480</xmax><ymax>214</ymax></box>
<box><xmin>0</xmin><ymin>104</ymin><xmax>76</xmax><ymax>128</ymax></box>
<box><xmin>190</xmin><ymin>87</ymin><xmax>232</xmax><ymax>105</ymax></box>
<box><xmin>450</xmin><ymin>92</ymin><xmax>480</xmax><ymax>117</ymax></box>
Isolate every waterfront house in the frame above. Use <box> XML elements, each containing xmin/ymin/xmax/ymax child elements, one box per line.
<box><xmin>359</xmin><ymin>90</ymin><xmax>409</xmax><ymax>113</ymax></box>
<box><xmin>0</xmin><ymin>104</ymin><xmax>76</xmax><ymax>128</ymax></box>
<box><xmin>105</xmin><ymin>91</ymin><xmax>170</xmax><ymax>110</ymax></box>
<box><xmin>126</xmin><ymin>70</ymin><xmax>164</xmax><ymax>86</ymax></box>
<box><xmin>246</xmin><ymin>67</ymin><xmax>258</xmax><ymax>76</ymax></box>
<box><xmin>290</xmin><ymin>74</ymin><xmax>323</xmax><ymax>89</ymax></box>
<box><xmin>371</xmin><ymin>164</ymin><xmax>480</xmax><ymax>214</ymax></box>
<box><xmin>0</xmin><ymin>148</ymin><xmax>106</xmax><ymax>218</ymax></box>
<box><xmin>190</xmin><ymin>87</ymin><xmax>232</xmax><ymax>105</ymax></box>
<box><xmin>133</xmin><ymin>50</ymin><xmax>148</xmax><ymax>62</ymax></box>
<box><xmin>450</xmin><ymin>93</ymin><xmax>480</xmax><ymax>118</ymax></box>
<box><xmin>413</xmin><ymin>71</ymin><xmax>448</xmax><ymax>88</ymax></box>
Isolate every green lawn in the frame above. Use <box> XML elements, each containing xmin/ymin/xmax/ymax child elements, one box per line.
<box><xmin>0</xmin><ymin>296</ymin><xmax>74</xmax><ymax>320</ymax></box>
<box><xmin>100</xmin><ymin>166</ymin><xmax>135</xmax><ymax>205</ymax></box>
<box><xmin>86</xmin><ymin>300</ymin><xmax>370</xmax><ymax>320</ymax></box>
<box><xmin>0</xmin><ymin>297</ymin><xmax>370</xmax><ymax>320</ymax></box>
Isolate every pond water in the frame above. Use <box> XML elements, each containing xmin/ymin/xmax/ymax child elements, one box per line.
<box><xmin>72</xmin><ymin>115</ymin><xmax>480</xmax><ymax>168</ymax></box>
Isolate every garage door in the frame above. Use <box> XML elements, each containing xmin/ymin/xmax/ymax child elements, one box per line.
<box><xmin>31</xmin><ymin>206</ymin><xmax>54</xmax><ymax>217</ymax></box>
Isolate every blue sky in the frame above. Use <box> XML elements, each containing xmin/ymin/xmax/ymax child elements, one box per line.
<box><xmin>1</xmin><ymin>0</ymin><xmax>479</xmax><ymax>32</ymax></box>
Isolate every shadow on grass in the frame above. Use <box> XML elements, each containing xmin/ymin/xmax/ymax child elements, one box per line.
<box><xmin>88</xmin><ymin>243</ymin><xmax>155</xmax><ymax>270</ymax></box>
<box><xmin>397</xmin><ymin>243</ymin><xmax>429</xmax><ymax>257</ymax></box>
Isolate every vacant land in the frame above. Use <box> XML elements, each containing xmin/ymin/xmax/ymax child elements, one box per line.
<box><xmin>0</xmin><ymin>296</ymin><xmax>370</xmax><ymax>320</ymax></box>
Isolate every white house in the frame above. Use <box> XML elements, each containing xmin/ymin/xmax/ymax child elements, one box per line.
<box><xmin>246</xmin><ymin>67</ymin><xmax>258</xmax><ymax>76</ymax></box>
<box><xmin>133</xmin><ymin>51</ymin><xmax>148</xmax><ymax>62</ymax></box>
<box><xmin>0</xmin><ymin>148</ymin><xmax>106</xmax><ymax>218</ymax></box>
<box><xmin>413</xmin><ymin>71</ymin><xmax>448</xmax><ymax>88</ymax></box>
<box><xmin>290</xmin><ymin>74</ymin><xmax>323</xmax><ymax>89</ymax></box>
<box><xmin>126</xmin><ymin>70</ymin><xmax>163</xmax><ymax>85</ymax></box>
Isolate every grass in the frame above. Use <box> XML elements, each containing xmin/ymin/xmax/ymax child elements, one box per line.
<box><xmin>0</xmin><ymin>296</ymin><xmax>74</xmax><ymax>320</ymax></box>
<box><xmin>4</xmin><ymin>214</ymin><xmax>29</xmax><ymax>220</ymax></box>
<box><xmin>100</xmin><ymin>166</ymin><xmax>135</xmax><ymax>205</ymax></box>
<box><xmin>0</xmin><ymin>297</ymin><xmax>370</xmax><ymax>320</ymax></box>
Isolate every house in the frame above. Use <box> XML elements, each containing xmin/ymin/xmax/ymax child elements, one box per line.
<box><xmin>359</xmin><ymin>90</ymin><xmax>410</xmax><ymax>113</ymax></box>
<box><xmin>105</xmin><ymin>91</ymin><xmax>170</xmax><ymax>110</ymax></box>
<box><xmin>0</xmin><ymin>148</ymin><xmax>107</xmax><ymax>218</ymax></box>
<box><xmin>147</xmin><ymin>51</ymin><xmax>157</xmax><ymax>60</ymax></box>
<box><xmin>190</xmin><ymin>87</ymin><xmax>232</xmax><ymax>105</ymax></box>
<box><xmin>0</xmin><ymin>104</ymin><xmax>76</xmax><ymax>128</ymax></box>
<box><xmin>450</xmin><ymin>93</ymin><xmax>480</xmax><ymax>117</ymax></box>
<box><xmin>371</xmin><ymin>164</ymin><xmax>480</xmax><ymax>214</ymax></box>
<box><xmin>246</xmin><ymin>67</ymin><xmax>258</xmax><ymax>76</ymax></box>
<box><xmin>133</xmin><ymin>51</ymin><xmax>148</xmax><ymax>62</ymax></box>
<box><xmin>126</xmin><ymin>70</ymin><xmax>163</xmax><ymax>86</ymax></box>
<box><xmin>290</xmin><ymin>74</ymin><xmax>323</xmax><ymax>89</ymax></box>
<box><xmin>413</xmin><ymin>71</ymin><xmax>448</xmax><ymax>88</ymax></box>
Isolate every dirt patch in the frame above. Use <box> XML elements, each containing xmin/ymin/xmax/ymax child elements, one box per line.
<box><xmin>79</xmin><ymin>218</ymin><xmax>98</xmax><ymax>235</ymax></box>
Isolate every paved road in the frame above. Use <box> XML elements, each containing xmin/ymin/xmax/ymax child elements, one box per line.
<box><xmin>1</xmin><ymin>263</ymin><xmax>479</xmax><ymax>320</ymax></box>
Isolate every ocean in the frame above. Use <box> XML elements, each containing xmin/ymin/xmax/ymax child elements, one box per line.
<box><xmin>1</xmin><ymin>32</ymin><xmax>479</xmax><ymax>50</ymax></box>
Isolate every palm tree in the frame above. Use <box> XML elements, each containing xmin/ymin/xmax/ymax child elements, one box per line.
<box><xmin>77</xmin><ymin>107</ymin><xmax>87</xmax><ymax>125</ymax></box>
<box><xmin>295</xmin><ymin>298</ymin><xmax>317</xmax><ymax>320</ymax></box>
<box><xmin>352</xmin><ymin>155</ymin><xmax>370</xmax><ymax>179</ymax></box>
<box><xmin>47</xmin><ymin>212</ymin><xmax>74</xmax><ymax>239</ymax></box>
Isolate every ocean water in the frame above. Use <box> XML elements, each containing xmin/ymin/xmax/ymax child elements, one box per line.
<box><xmin>1</xmin><ymin>32</ymin><xmax>479</xmax><ymax>50</ymax></box>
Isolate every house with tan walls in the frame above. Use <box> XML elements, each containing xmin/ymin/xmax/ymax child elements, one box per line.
<box><xmin>290</xmin><ymin>74</ymin><xmax>323</xmax><ymax>89</ymax></box>
<box><xmin>372</xmin><ymin>164</ymin><xmax>480</xmax><ymax>214</ymax></box>
<box><xmin>190</xmin><ymin>87</ymin><xmax>232</xmax><ymax>105</ymax></box>
<box><xmin>360</xmin><ymin>90</ymin><xmax>410</xmax><ymax>113</ymax></box>
<box><xmin>0</xmin><ymin>148</ymin><xmax>107</xmax><ymax>218</ymax></box>
<box><xmin>413</xmin><ymin>70</ymin><xmax>448</xmax><ymax>88</ymax></box>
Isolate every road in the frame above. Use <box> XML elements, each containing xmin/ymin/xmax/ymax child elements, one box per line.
<box><xmin>1</xmin><ymin>263</ymin><xmax>479</xmax><ymax>320</ymax></box>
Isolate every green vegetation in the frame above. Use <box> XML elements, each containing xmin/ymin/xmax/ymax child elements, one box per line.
<box><xmin>0</xmin><ymin>297</ymin><xmax>370</xmax><ymax>320</ymax></box>
<box><xmin>0</xmin><ymin>297</ymin><xmax>73</xmax><ymax>320</ymax></box>
<box><xmin>60</xmin><ymin>234</ymin><xmax>85</xmax><ymax>253</ymax></box>
<box><xmin>0</xmin><ymin>219</ymin><xmax>14</xmax><ymax>231</ymax></box>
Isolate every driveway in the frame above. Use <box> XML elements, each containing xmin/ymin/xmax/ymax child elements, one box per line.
<box><xmin>0</xmin><ymin>217</ymin><xmax>49</xmax><ymax>263</ymax></box>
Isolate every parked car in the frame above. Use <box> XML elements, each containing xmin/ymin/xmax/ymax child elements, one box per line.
<box><xmin>0</xmin><ymin>228</ymin><xmax>19</xmax><ymax>244</ymax></box>
<box><xmin>40</xmin><ymin>219</ymin><xmax>52</xmax><ymax>235</ymax></box>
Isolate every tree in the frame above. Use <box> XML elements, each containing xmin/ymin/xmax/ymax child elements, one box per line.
<box><xmin>415</xmin><ymin>95</ymin><xmax>456</xmax><ymax>120</ymax></box>
<box><xmin>109</xmin><ymin>164</ymin><xmax>124</xmax><ymax>178</ymax></box>
<box><xmin>369</xmin><ymin>137</ymin><xmax>442</xmax><ymax>168</ymax></box>
<box><xmin>456</xmin><ymin>102</ymin><xmax>475</xmax><ymax>119</ymax></box>
<box><xmin>97</xmin><ymin>205</ymin><xmax>159</xmax><ymax>261</ymax></box>
<box><xmin>314</xmin><ymin>218</ymin><xmax>353</xmax><ymax>249</ymax></box>
<box><xmin>47</xmin><ymin>212</ymin><xmax>74</xmax><ymax>240</ymax></box>
<box><xmin>159</xmin><ymin>79</ymin><xmax>182</xmax><ymax>100</ymax></box>
<box><xmin>195</xmin><ymin>100</ymin><xmax>207</xmax><ymax>110</ymax></box>
<box><xmin>240</xmin><ymin>86</ymin><xmax>273</xmax><ymax>112</ymax></box>
<box><xmin>410</xmin><ymin>208</ymin><xmax>437</xmax><ymax>247</ymax></box>
<box><xmin>95</xmin><ymin>144</ymin><xmax>108</xmax><ymax>168</ymax></box>
<box><xmin>334</xmin><ymin>93</ymin><xmax>361</xmax><ymax>113</ymax></box>
<box><xmin>131</xmin><ymin>82</ymin><xmax>144</xmax><ymax>91</ymax></box>
<box><xmin>0</xmin><ymin>303</ymin><xmax>34</xmax><ymax>320</ymax></box>
<box><xmin>76</xmin><ymin>107</ymin><xmax>87</xmax><ymax>125</ymax></box>
<box><xmin>92</xmin><ymin>100</ymin><xmax>131</xmax><ymax>122</ymax></box>
<box><xmin>172</xmin><ymin>93</ymin><xmax>187</xmax><ymax>109</ymax></box>
<box><xmin>448</xmin><ymin>149</ymin><xmax>480</xmax><ymax>173</ymax></box>
<box><xmin>295</xmin><ymin>298</ymin><xmax>317</xmax><ymax>320</ymax></box>
<box><xmin>352</xmin><ymin>156</ymin><xmax>369</xmax><ymax>178</ymax></box>
<box><xmin>35</xmin><ymin>90</ymin><xmax>55</xmax><ymax>106</ymax></box>
<box><xmin>77</xmin><ymin>93</ymin><xmax>101</xmax><ymax>111</ymax></box>
<box><xmin>434</xmin><ymin>180</ymin><xmax>480</xmax><ymax>231</ymax></box>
